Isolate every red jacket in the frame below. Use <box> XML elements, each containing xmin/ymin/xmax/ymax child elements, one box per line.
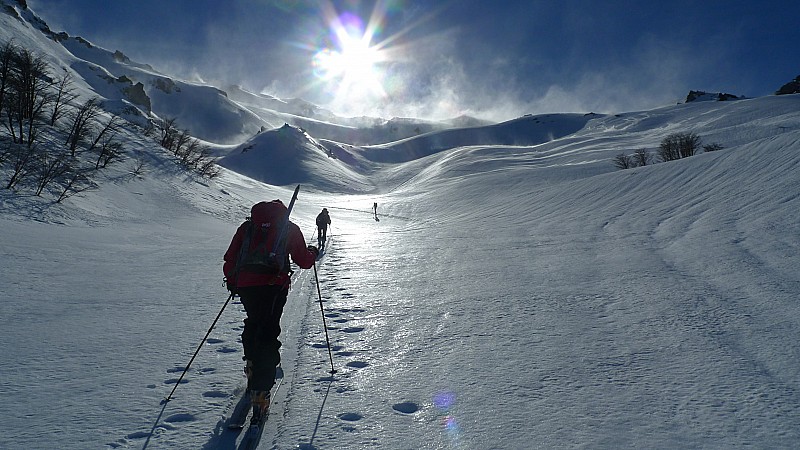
<box><xmin>223</xmin><ymin>206</ymin><xmax>316</xmax><ymax>288</ymax></box>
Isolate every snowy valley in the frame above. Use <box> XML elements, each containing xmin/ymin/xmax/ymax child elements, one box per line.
<box><xmin>1</xmin><ymin>1</ymin><xmax>800</xmax><ymax>449</ymax></box>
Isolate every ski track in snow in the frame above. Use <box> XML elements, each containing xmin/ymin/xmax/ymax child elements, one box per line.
<box><xmin>1</xmin><ymin>14</ymin><xmax>799</xmax><ymax>446</ymax></box>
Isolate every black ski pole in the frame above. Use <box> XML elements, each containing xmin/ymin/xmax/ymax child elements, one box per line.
<box><xmin>163</xmin><ymin>292</ymin><xmax>235</xmax><ymax>403</ymax></box>
<box><xmin>312</xmin><ymin>261</ymin><xmax>336</xmax><ymax>374</ymax></box>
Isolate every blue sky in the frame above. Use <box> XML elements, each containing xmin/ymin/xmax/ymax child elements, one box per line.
<box><xmin>28</xmin><ymin>0</ymin><xmax>800</xmax><ymax>121</ymax></box>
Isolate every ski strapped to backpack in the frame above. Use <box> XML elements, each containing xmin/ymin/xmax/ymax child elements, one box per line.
<box><xmin>233</xmin><ymin>185</ymin><xmax>301</xmax><ymax>278</ymax></box>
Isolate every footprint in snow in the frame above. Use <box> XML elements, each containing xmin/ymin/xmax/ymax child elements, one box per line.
<box><xmin>216</xmin><ymin>346</ymin><xmax>238</xmax><ymax>353</ymax></box>
<box><xmin>297</xmin><ymin>444</ymin><xmax>320</xmax><ymax>450</ymax></box>
<box><xmin>346</xmin><ymin>361</ymin><xmax>368</xmax><ymax>369</ymax></box>
<box><xmin>165</xmin><ymin>413</ymin><xmax>196</xmax><ymax>423</ymax></box>
<box><xmin>202</xmin><ymin>390</ymin><xmax>228</xmax><ymax>398</ymax></box>
<box><xmin>338</xmin><ymin>412</ymin><xmax>363</xmax><ymax>421</ymax></box>
<box><xmin>311</xmin><ymin>343</ymin><xmax>344</xmax><ymax>351</ymax></box>
<box><xmin>206</xmin><ymin>338</ymin><xmax>224</xmax><ymax>344</ymax></box>
<box><xmin>342</xmin><ymin>326</ymin><xmax>364</xmax><ymax>333</ymax></box>
<box><xmin>392</xmin><ymin>402</ymin><xmax>420</xmax><ymax>414</ymax></box>
<box><xmin>126</xmin><ymin>431</ymin><xmax>151</xmax><ymax>440</ymax></box>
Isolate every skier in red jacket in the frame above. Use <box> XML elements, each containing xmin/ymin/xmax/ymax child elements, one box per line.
<box><xmin>223</xmin><ymin>200</ymin><xmax>318</xmax><ymax>421</ymax></box>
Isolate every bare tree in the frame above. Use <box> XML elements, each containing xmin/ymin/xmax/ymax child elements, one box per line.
<box><xmin>5</xmin><ymin>47</ymin><xmax>53</xmax><ymax>147</ymax></box>
<box><xmin>658</xmin><ymin>134</ymin><xmax>682</xmax><ymax>162</ymax></box>
<box><xmin>703</xmin><ymin>143</ymin><xmax>724</xmax><ymax>152</ymax></box>
<box><xmin>152</xmin><ymin>119</ymin><xmax>219</xmax><ymax>179</ymax></box>
<box><xmin>678</xmin><ymin>132</ymin><xmax>701</xmax><ymax>158</ymax></box>
<box><xmin>56</xmin><ymin>167</ymin><xmax>96</xmax><ymax>203</ymax></box>
<box><xmin>49</xmin><ymin>69</ymin><xmax>78</xmax><ymax>126</ymax></box>
<box><xmin>65</xmin><ymin>97</ymin><xmax>102</xmax><ymax>156</ymax></box>
<box><xmin>633</xmin><ymin>148</ymin><xmax>652</xmax><ymax>166</ymax></box>
<box><xmin>87</xmin><ymin>113</ymin><xmax>120</xmax><ymax>154</ymax></box>
<box><xmin>130</xmin><ymin>153</ymin><xmax>146</xmax><ymax>177</ymax></box>
<box><xmin>190</xmin><ymin>141</ymin><xmax>211</xmax><ymax>169</ymax></box>
<box><xmin>612</xmin><ymin>152</ymin><xmax>634</xmax><ymax>169</ymax></box>
<box><xmin>196</xmin><ymin>158</ymin><xmax>220</xmax><ymax>178</ymax></box>
<box><xmin>157</xmin><ymin>116</ymin><xmax>178</xmax><ymax>150</ymax></box>
<box><xmin>658</xmin><ymin>132</ymin><xmax>703</xmax><ymax>162</ymax></box>
<box><xmin>0</xmin><ymin>140</ymin><xmax>11</xmax><ymax>165</ymax></box>
<box><xmin>172</xmin><ymin>128</ymin><xmax>193</xmax><ymax>159</ymax></box>
<box><xmin>0</xmin><ymin>40</ymin><xmax>19</xmax><ymax>121</ymax></box>
<box><xmin>4</xmin><ymin>143</ymin><xmax>36</xmax><ymax>189</ymax></box>
<box><xmin>179</xmin><ymin>135</ymin><xmax>204</xmax><ymax>166</ymax></box>
<box><xmin>34</xmin><ymin>148</ymin><xmax>70</xmax><ymax>196</ymax></box>
<box><xmin>94</xmin><ymin>135</ymin><xmax>123</xmax><ymax>169</ymax></box>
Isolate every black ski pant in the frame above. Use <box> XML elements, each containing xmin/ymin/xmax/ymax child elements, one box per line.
<box><xmin>317</xmin><ymin>225</ymin><xmax>327</xmax><ymax>245</ymax></box>
<box><xmin>239</xmin><ymin>284</ymin><xmax>288</xmax><ymax>392</ymax></box>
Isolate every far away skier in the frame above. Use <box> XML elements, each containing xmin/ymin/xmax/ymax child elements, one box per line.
<box><xmin>316</xmin><ymin>208</ymin><xmax>331</xmax><ymax>250</ymax></box>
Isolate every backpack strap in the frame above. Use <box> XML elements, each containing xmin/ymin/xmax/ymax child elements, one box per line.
<box><xmin>232</xmin><ymin>220</ymin><xmax>254</xmax><ymax>278</ymax></box>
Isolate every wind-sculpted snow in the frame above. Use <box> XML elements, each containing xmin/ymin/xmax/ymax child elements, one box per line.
<box><xmin>3</xmin><ymin>93</ymin><xmax>800</xmax><ymax>449</ymax></box>
<box><xmin>3</xmin><ymin>3</ymin><xmax>800</xmax><ymax>449</ymax></box>
<box><xmin>360</xmin><ymin>113</ymin><xmax>596</xmax><ymax>163</ymax></box>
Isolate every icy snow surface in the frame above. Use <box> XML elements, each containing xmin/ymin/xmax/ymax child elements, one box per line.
<box><xmin>2</xmin><ymin>94</ymin><xmax>800</xmax><ymax>449</ymax></box>
<box><xmin>1</xmin><ymin>3</ymin><xmax>800</xmax><ymax>448</ymax></box>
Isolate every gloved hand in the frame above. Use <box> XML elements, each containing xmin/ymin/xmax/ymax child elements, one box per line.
<box><xmin>307</xmin><ymin>245</ymin><xmax>319</xmax><ymax>257</ymax></box>
<box><xmin>223</xmin><ymin>277</ymin><xmax>238</xmax><ymax>295</ymax></box>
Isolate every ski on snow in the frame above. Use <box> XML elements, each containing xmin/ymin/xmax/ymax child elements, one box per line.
<box><xmin>239</xmin><ymin>414</ymin><xmax>267</xmax><ymax>450</ymax></box>
<box><xmin>226</xmin><ymin>389</ymin><xmax>252</xmax><ymax>429</ymax></box>
<box><xmin>224</xmin><ymin>365</ymin><xmax>285</xmax><ymax>449</ymax></box>
<box><xmin>239</xmin><ymin>367</ymin><xmax>284</xmax><ymax>450</ymax></box>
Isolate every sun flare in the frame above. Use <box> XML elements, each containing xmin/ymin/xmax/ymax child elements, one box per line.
<box><xmin>310</xmin><ymin>5</ymin><xmax>393</xmax><ymax>108</ymax></box>
<box><xmin>314</xmin><ymin>33</ymin><xmax>383</xmax><ymax>88</ymax></box>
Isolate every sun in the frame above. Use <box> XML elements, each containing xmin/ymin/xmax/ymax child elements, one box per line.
<box><xmin>311</xmin><ymin>8</ymin><xmax>389</xmax><ymax>107</ymax></box>
<box><xmin>297</xmin><ymin>1</ymin><xmax>450</xmax><ymax>116</ymax></box>
<box><xmin>315</xmin><ymin>33</ymin><xmax>382</xmax><ymax>86</ymax></box>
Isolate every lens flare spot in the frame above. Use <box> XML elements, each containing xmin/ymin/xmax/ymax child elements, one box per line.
<box><xmin>444</xmin><ymin>415</ymin><xmax>459</xmax><ymax>432</ymax></box>
<box><xmin>433</xmin><ymin>391</ymin><xmax>456</xmax><ymax>410</ymax></box>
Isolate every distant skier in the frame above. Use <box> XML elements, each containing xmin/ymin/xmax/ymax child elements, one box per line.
<box><xmin>373</xmin><ymin>202</ymin><xmax>379</xmax><ymax>221</ymax></box>
<box><xmin>316</xmin><ymin>208</ymin><xmax>331</xmax><ymax>249</ymax></box>
<box><xmin>223</xmin><ymin>200</ymin><xmax>319</xmax><ymax>422</ymax></box>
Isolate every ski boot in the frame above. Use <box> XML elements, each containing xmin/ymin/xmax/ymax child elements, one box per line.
<box><xmin>250</xmin><ymin>390</ymin><xmax>270</xmax><ymax>423</ymax></box>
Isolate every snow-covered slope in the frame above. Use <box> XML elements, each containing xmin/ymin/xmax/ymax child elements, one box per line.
<box><xmin>361</xmin><ymin>113</ymin><xmax>597</xmax><ymax>163</ymax></box>
<box><xmin>3</xmin><ymin>86</ymin><xmax>798</xmax><ymax>449</ymax></box>
<box><xmin>217</xmin><ymin>123</ymin><xmax>374</xmax><ymax>193</ymax></box>
<box><xmin>2</xmin><ymin>2</ymin><xmax>800</xmax><ymax>449</ymax></box>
